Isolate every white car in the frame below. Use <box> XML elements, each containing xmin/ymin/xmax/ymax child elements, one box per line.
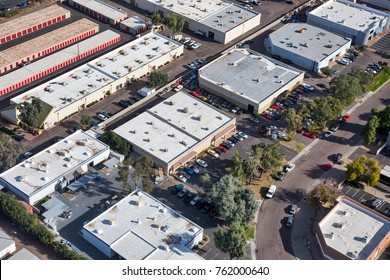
<box><xmin>176</xmin><ymin>174</ymin><xmax>187</xmax><ymax>183</ymax></box>
<box><xmin>173</xmin><ymin>85</ymin><xmax>183</xmax><ymax>92</ymax></box>
<box><xmin>301</xmin><ymin>83</ymin><xmax>314</xmax><ymax>91</ymax></box>
<box><xmin>97</xmin><ymin>113</ymin><xmax>108</xmax><ymax>121</ymax></box>
<box><xmin>190</xmin><ymin>43</ymin><xmax>201</xmax><ymax>49</ymax></box>
<box><xmin>276</xmin><ymin>102</ymin><xmax>285</xmax><ymax>109</ymax></box>
<box><xmin>230</xmin><ymin>106</ymin><xmax>240</xmax><ymax>114</ymax></box>
<box><xmin>237</xmin><ymin>131</ymin><xmax>248</xmax><ymax>139</ymax></box>
<box><xmin>244</xmin><ymin>4</ymin><xmax>253</xmax><ymax>9</ymax></box>
<box><xmin>196</xmin><ymin>159</ymin><xmax>208</xmax><ymax>168</ymax></box>
<box><xmin>181</xmin><ymin>37</ymin><xmax>191</xmax><ymax>44</ymax></box>
<box><xmin>324</xmin><ymin>131</ymin><xmax>333</xmax><ymax>138</ymax></box>
<box><xmin>285</xmin><ymin>163</ymin><xmax>296</xmax><ymax>173</ymax></box>
<box><xmin>23</xmin><ymin>152</ymin><xmax>33</xmax><ymax>159</ymax></box>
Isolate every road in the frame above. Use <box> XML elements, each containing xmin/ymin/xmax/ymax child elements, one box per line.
<box><xmin>256</xmin><ymin>69</ymin><xmax>390</xmax><ymax>260</ymax></box>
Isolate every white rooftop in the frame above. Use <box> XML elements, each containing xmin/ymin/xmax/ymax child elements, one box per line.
<box><xmin>145</xmin><ymin>0</ymin><xmax>230</xmax><ymax>21</ymax></box>
<box><xmin>319</xmin><ymin>196</ymin><xmax>390</xmax><ymax>260</ymax></box>
<box><xmin>0</xmin><ymin>30</ymin><xmax>120</xmax><ymax>92</ymax></box>
<box><xmin>0</xmin><ymin>230</ymin><xmax>14</xmax><ymax>252</ymax></box>
<box><xmin>120</xmin><ymin>16</ymin><xmax>147</xmax><ymax>29</ymax></box>
<box><xmin>269</xmin><ymin>23</ymin><xmax>351</xmax><ymax>62</ymax></box>
<box><xmin>113</xmin><ymin>92</ymin><xmax>234</xmax><ymax>164</ymax></box>
<box><xmin>199</xmin><ymin>48</ymin><xmax>303</xmax><ymax>104</ymax></box>
<box><xmin>380</xmin><ymin>165</ymin><xmax>390</xmax><ymax>178</ymax></box>
<box><xmin>83</xmin><ymin>190</ymin><xmax>203</xmax><ymax>260</ymax></box>
<box><xmin>71</xmin><ymin>0</ymin><xmax>127</xmax><ymax>20</ymax></box>
<box><xmin>309</xmin><ymin>0</ymin><xmax>388</xmax><ymax>32</ymax></box>
<box><xmin>90</xmin><ymin>32</ymin><xmax>182</xmax><ymax>79</ymax></box>
<box><xmin>199</xmin><ymin>4</ymin><xmax>259</xmax><ymax>32</ymax></box>
<box><xmin>8</xmin><ymin>248</ymin><xmax>40</xmax><ymax>260</ymax></box>
<box><xmin>0</xmin><ymin>130</ymin><xmax>109</xmax><ymax>197</ymax></box>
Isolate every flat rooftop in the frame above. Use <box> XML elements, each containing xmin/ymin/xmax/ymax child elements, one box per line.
<box><xmin>120</xmin><ymin>16</ymin><xmax>147</xmax><ymax>29</ymax></box>
<box><xmin>114</xmin><ymin>92</ymin><xmax>234</xmax><ymax>164</ymax></box>
<box><xmin>0</xmin><ymin>19</ymin><xmax>99</xmax><ymax>70</ymax></box>
<box><xmin>144</xmin><ymin>0</ymin><xmax>230</xmax><ymax>21</ymax></box>
<box><xmin>199</xmin><ymin>49</ymin><xmax>303</xmax><ymax>104</ymax></box>
<box><xmin>380</xmin><ymin>165</ymin><xmax>390</xmax><ymax>177</ymax></box>
<box><xmin>0</xmin><ymin>30</ymin><xmax>120</xmax><ymax>92</ymax></box>
<box><xmin>309</xmin><ymin>0</ymin><xmax>388</xmax><ymax>32</ymax></box>
<box><xmin>8</xmin><ymin>248</ymin><xmax>39</xmax><ymax>260</ymax></box>
<box><xmin>83</xmin><ymin>191</ymin><xmax>203</xmax><ymax>260</ymax></box>
<box><xmin>0</xmin><ymin>229</ymin><xmax>14</xmax><ymax>251</ymax></box>
<box><xmin>0</xmin><ymin>130</ymin><xmax>109</xmax><ymax>197</ymax></box>
<box><xmin>268</xmin><ymin>23</ymin><xmax>351</xmax><ymax>62</ymax></box>
<box><xmin>71</xmin><ymin>0</ymin><xmax>127</xmax><ymax>20</ymax></box>
<box><xmin>199</xmin><ymin>4</ymin><xmax>259</xmax><ymax>32</ymax></box>
<box><xmin>90</xmin><ymin>32</ymin><xmax>182</xmax><ymax>79</ymax></box>
<box><xmin>319</xmin><ymin>196</ymin><xmax>390</xmax><ymax>260</ymax></box>
<box><xmin>0</xmin><ymin>5</ymin><xmax>70</xmax><ymax>39</ymax></box>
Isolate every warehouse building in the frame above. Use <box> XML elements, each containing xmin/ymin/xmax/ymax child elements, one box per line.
<box><xmin>83</xmin><ymin>190</ymin><xmax>204</xmax><ymax>260</ymax></box>
<box><xmin>2</xmin><ymin>32</ymin><xmax>182</xmax><ymax>129</ymax></box>
<box><xmin>0</xmin><ymin>18</ymin><xmax>99</xmax><ymax>74</ymax></box>
<box><xmin>0</xmin><ymin>130</ymin><xmax>110</xmax><ymax>205</ymax></box>
<box><xmin>132</xmin><ymin>0</ymin><xmax>261</xmax><ymax>44</ymax></box>
<box><xmin>0</xmin><ymin>230</ymin><xmax>16</xmax><ymax>259</ymax></box>
<box><xmin>307</xmin><ymin>0</ymin><xmax>390</xmax><ymax>46</ymax></box>
<box><xmin>316</xmin><ymin>196</ymin><xmax>390</xmax><ymax>260</ymax></box>
<box><xmin>120</xmin><ymin>16</ymin><xmax>149</xmax><ymax>35</ymax></box>
<box><xmin>0</xmin><ymin>5</ymin><xmax>70</xmax><ymax>45</ymax></box>
<box><xmin>0</xmin><ymin>30</ymin><xmax>121</xmax><ymax>96</ymax></box>
<box><xmin>114</xmin><ymin>92</ymin><xmax>236</xmax><ymax>174</ymax></box>
<box><xmin>265</xmin><ymin>23</ymin><xmax>352</xmax><ymax>72</ymax></box>
<box><xmin>198</xmin><ymin>48</ymin><xmax>304</xmax><ymax>115</ymax></box>
<box><xmin>69</xmin><ymin>0</ymin><xmax>127</xmax><ymax>25</ymax></box>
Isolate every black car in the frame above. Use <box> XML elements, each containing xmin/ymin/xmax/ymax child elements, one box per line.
<box><xmin>273</xmin><ymin>114</ymin><xmax>282</xmax><ymax>120</ymax></box>
<box><xmin>229</xmin><ymin>137</ymin><xmax>239</xmax><ymax>144</ymax></box>
<box><xmin>183</xmin><ymin>192</ymin><xmax>195</xmax><ymax>203</ymax></box>
<box><xmin>177</xmin><ymin>188</ymin><xmax>190</xmax><ymax>199</ymax></box>
<box><xmin>333</xmin><ymin>153</ymin><xmax>342</xmax><ymax>163</ymax></box>
<box><xmin>316</xmin><ymin>83</ymin><xmax>328</xmax><ymax>89</ymax></box>
<box><xmin>202</xmin><ymin>202</ymin><xmax>215</xmax><ymax>214</ymax></box>
<box><xmin>214</xmin><ymin>148</ymin><xmax>222</xmax><ymax>155</ymax></box>
<box><xmin>196</xmin><ymin>199</ymin><xmax>207</xmax><ymax>210</ymax></box>
<box><xmin>347</xmin><ymin>181</ymin><xmax>365</xmax><ymax>189</ymax></box>
<box><xmin>119</xmin><ymin>100</ymin><xmax>131</xmax><ymax>107</ymax></box>
<box><xmin>276</xmin><ymin>171</ymin><xmax>286</xmax><ymax>181</ymax></box>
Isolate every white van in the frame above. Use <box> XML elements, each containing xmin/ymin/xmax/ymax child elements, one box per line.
<box><xmin>266</xmin><ymin>185</ymin><xmax>277</xmax><ymax>199</ymax></box>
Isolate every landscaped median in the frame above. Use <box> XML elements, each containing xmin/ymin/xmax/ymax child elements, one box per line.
<box><xmin>370</xmin><ymin>66</ymin><xmax>390</xmax><ymax>92</ymax></box>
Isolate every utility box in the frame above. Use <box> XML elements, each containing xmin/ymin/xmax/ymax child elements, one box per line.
<box><xmin>137</xmin><ymin>87</ymin><xmax>155</xmax><ymax>97</ymax></box>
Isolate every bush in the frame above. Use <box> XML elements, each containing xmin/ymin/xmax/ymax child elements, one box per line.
<box><xmin>321</xmin><ymin>66</ymin><xmax>333</xmax><ymax>77</ymax></box>
<box><xmin>100</xmin><ymin>131</ymin><xmax>132</xmax><ymax>157</ymax></box>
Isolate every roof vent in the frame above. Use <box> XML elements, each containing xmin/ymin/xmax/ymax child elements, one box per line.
<box><xmin>197</xmin><ymin>115</ymin><xmax>202</xmax><ymax>121</ymax></box>
<box><xmin>182</xmin><ymin>107</ymin><xmax>188</xmax><ymax>113</ymax></box>
<box><xmin>16</xmin><ymin>175</ymin><xmax>24</xmax><ymax>182</ymax></box>
<box><xmin>136</xmin><ymin>190</ymin><xmax>142</xmax><ymax>197</ymax></box>
<box><xmin>130</xmin><ymin>130</ymin><xmax>136</xmax><ymax>134</ymax></box>
<box><xmin>137</xmin><ymin>219</ymin><xmax>142</xmax><ymax>224</ymax></box>
<box><xmin>161</xmin><ymin>208</ymin><xmax>167</xmax><ymax>214</ymax></box>
<box><xmin>97</xmin><ymin>229</ymin><xmax>103</xmax><ymax>235</ymax></box>
<box><xmin>42</xmin><ymin>177</ymin><xmax>49</xmax><ymax>181</ymax></box>
<box><xmin>109</xmin><ymin>219</ymin><xmax>117</xmax><ymax>225</ymax></box>
<box><xmin>216</xmin><ymin>116</ymin><xmax>222</xmax><ymax>120</ymax></box>
<box><xmin>144</xmin><ymin>138</ymin><xmax>150</xmax><ymax>142</ymax></box>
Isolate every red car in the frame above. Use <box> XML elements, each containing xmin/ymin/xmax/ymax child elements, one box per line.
<box><xmin>296</xmin><ymin>128</ymin><xmax>305</xmax><ymax>134</ymax></box>
<box><xmin>191</xmin><ymin>91</ymin><xmax>201</xmax><ymax>98</ymax></box>
<box><xmin>217</xmin><ymin>145</ymin><xmax>228</xmax><ymax>153</ymax></box>
<box><xmin>323</xmin><ymin>163</ymin><xmax>333</xmax><ymax>171</ymax></box>
<box><xmin>270</xmin><ymin>105</ymin><xmax>281</xmax><ymax>111</ymax></box>
<box><xmin>303</xmin><ymin>132</ymin><xmax>317</xmax><ymax>139</ymax></box>
<box><xmin>262</xmin><ymin>112</ymin><xmax>272</xmax><ymax>120</ymax></box>
<box><xmin>342</xmin><ymin>115</ymin><xmax>351</xmax><ymax>121</ymax></box>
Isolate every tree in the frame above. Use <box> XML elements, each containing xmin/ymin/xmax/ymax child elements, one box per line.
<box><xmin>80</xmin><ymin>115</ymin><xmax>92</xmax><ymax>127</ymax></box>
<box><xmin>147</xmin><ymin>71</ymin><xmax>168</xmax><ymax>88</ymax></box>
<box><xmin>283</xmin><ymin>108</ymin><xmax>303</xmax><ymax>132</ymax></box>
<box><xmin>0</xmin><ymin>134</ymin><xmax>23</xmax><ymax>172</ymax></box>
<box><xmin>330</xmin><ymin>74</ymin><xmax>363</xmax><ymax>106</ymax></box>
<box><xmin>363</xmin><ymin>115</ymin><xmax>380</xmax><ymax>144</ymax></box>
<box><xmin>225</xmin><ymin>151</ymin><xmax>246</xmax><ymax>182</ymax></box>
<box><xmin>17</xmin><ymin>99</ymin><xmax>44</xmax><ymax>129</ymax></box>
<box><xmin>100</xmin><ymin>131</ymin><xmax>132</xmax><ymax>157</ymax></box>
<box><xmin>164</xmin><ymin>13</ymin><xmax>185</xmax><ymax>36</ymax></box>
<box><xmin>309</xmin><ymin>180</ymin><xmax>342</xmax><ymax>207</ymax></box>
<box><xmin>208</xmin><ymin>175</ymin><xmax>257</xmax><ymax>224</ymax></box>
<box><xmin>257</xmin><ymin>142</ymin><xmax>284</xmax><ymax>177</ymax></box>
<box><xmin>320</xmin><ymin>66</ymin><xmax>333</xmax><ymax>77</ymax></box>
<box><xmin>346</xmin><ymin>155</ymin><xmax>380</xmax><ymax>187</ymax></box>
<box><xmin>378</xmin><ymin>105</ymin><xmax>390</xmax><ymax>133</ymax></box>
<box><xmin>309</xmin><ymin>96</ymin><xmax>343</xmax><ymax>128</ymax></box>
<box><xmin>245</xmin><ymin>145</ymin><xmax>262</xmax><ymax>183</ymax></box>
<box><xmin>214</xmin><ymin>222</ymin><xmax>247</xmax><ymax>260</ymax></box>
<box><xmin>350</xmin><ymin>67</ymin><xmax>372</xmax><ymax>92</ymax></box>
<box><xmin>151</xmin><ymin>12</ymin><xmax>163</xmax><ymax>25</ymax></box>
<box><xmin>127</xmin><ymin>156</ymin><xmax>155</xmax><ymax>193</ymax></box>
<box><xmin>199</xmin><ymin>173</ymin><xmax>213</xmax><ymax>193</ymax></box>
<box><xmin>118</xmin><ymin>165</ymin><xmax>130</xmax><ymax>191</ymax></box>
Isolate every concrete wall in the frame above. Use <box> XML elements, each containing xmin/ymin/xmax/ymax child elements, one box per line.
<box><xmin>223</xmin><ymin>13</ymin><xmax>261</xmax><ymax>44</ymax></box>
<box><xmin>82</xmin><ymin>228</ymin><xmax>114</xmax><ymax>258</ymax></box>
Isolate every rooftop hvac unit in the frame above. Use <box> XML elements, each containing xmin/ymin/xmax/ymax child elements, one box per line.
<box><xmin>197</xmin><ymin>115</ymin><xmax>202</xmax><ymax>121</ymax></box>
<box><xmin>161</xmin><ymin>208</ymin><xmax>167</xmax><ymax>214</ymax></box>
<box><xmin>119</xmin><ymin>50</ymin><xmax>128</xmax><ymax>56</ymax></box>
<box><xmin>144</xmin><ymin>138</ymin><xmax>150</xmax><ymax>142</ymax></box>
<box><xmin>137</xmin><ymin>219</ymin><xmax>142</xmax><ymax>224</ymax></box>
<box><xmin>182</xmin><ymin>107</ymin><xmax>188</xmax><ymax>113</ymax></box>
<box><xmin>136</xmin><ymin>190</ymin><xmax>142</xmax><ymax>197</ymax></box>
<box><xmin>16</xmin><ymin>175</ymin><xmax>24</xmax><ymax>182</ymax></box>
<box><xmin>109</xmin><ymin>219</ymin><xmax>116</xmax><ymax>225</ymax></box>
<box><xmin>97</xmin><ymin>229</ymin><xmax>103</xmax><ymax>235</ymax></box>
<box><xmin>129</xmin><ymin>130</ymin><xmax>136</xmax><ymax>134</ymax></box>
<box><xmin>42</xmin><ymin>177</ymin><xmax>49</xmax><ymax>182</ymax></box>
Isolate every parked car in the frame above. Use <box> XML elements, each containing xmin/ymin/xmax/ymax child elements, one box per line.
<box><xmin>233</xmin><ymin>134</ymin><xmax>244</xmax><ymax>141</ymax></box>
<box><xmin>217</xmin><ymin>145</ymin><xmax>228</xmax><ymax>153</ymax></box>
<box><xmin>303</xmin><ymin>132</ymin><xmax>317</xmax><ymax>139</ymax></box>
<box><xmin>180</xmin><ymin>171</ymin><xmax>191</xmax><ymax>180</ymax></box>
<box><xmin>196</xmin><ymin>199</ymin><xmax>207</xmax><ymax>210</ymax></box>
<box><xmin>237</xmin><ymin>131</ymin><xmax>248</xmax><ymax>139</ymax></box>
<box><xmin>173</xmin><ymin>85</ymin><xmax>184</xmax><ymax>92</ymax></box>
<box><xmin>285</xmin><ymin>216</ymin><xmax>294</xmax><ymax>228</ymax></box>
<box><xmin>324</xmin><ymin>131</ymin><xmax>333</xmax><ymax>138</ymax></box>
<box><xmin>231</xmin><ymin>106</ymin><xmax>240</xmax><ymax>114</ymax></box>
<box><xmin>209</xmin><ymin>208</ymin><xmax>220</xmax><ymax>218</ymax></box>
<box><xmin>23</xmin><ymin>151</ymin><xmax>33</xmax><ymax>159</ymax></box>
<box><xmin>183</xmin><ymin>192</ymin><xmax>196</xmax><ymax>203</ymax></box>
<box><xmin>229</xmin><ymin>137</ymin><xmax>239</xmax><ymax>144</ymax></box>
<box><xmin>266</xmin><ymin>185</ymin><xmax>277</xmax><ymax>199</ymax></box>
<box><xmin>276</xmin><ymin>171</ymin><xmax>286</xmax><ymax>181</ymax></box>
<box><xmin>201</xmin><ymin>201</ymin><xmax>215</xmax><ymax>214</ymax></box>
<box><xmin>175</xmin><ymin>174</ymin><xmax>187</xmax><ymax>183</ymax></box>
<box><xmin>285</xmin><ymin>163</ymin><xmax>295</xmax><ymax>173</ymax></box>
<box><xmin>316</xmin><ymin>83</ymin><xmax>328</xmax><ymax>89</ymax></box>
<box><xmin>347</xmin><ymin>181</ymin><xmax>365</xmax><ymax>190</ymax></box>
<box><xmin>97</xmin><ymin>113</ymin><xmax>108</xmax><ymax>121</ymax></box>
<box><xmin>181</xmin><ymin>37</ymin><xmax>191</xmax><ymax>44</ymax></box>
<box><xmin>189</xmin><ymin>165</ymin><xmax>199</xmax><ymax>174</ymax></box>
<box><xmin>301</xmin><ymin>83</ymin><xmax>315</xmax><ymax>91</ymax></box>
<box><xmin>262</xmin><ymin>112</ymin><xmax>272</xmax><ymax>120</ymax></box>
<box><xmin>177</xmin><ymin>188</ymin><xmax>190</xmax><ymax>198</ymax></box>
<box><xmin>190</xmin><ymin>195</ymin><xmax>202</xmax><ymax>206</ymax></box>
<box><xmin>183</xmin><ymin>166</ymin><xmax>195</xmax><ymax>175</ymax></box>
<box><xmin>207</xmin><ymin>149</ymin><xmax>219</xmax><ymax>158</ymax></box>
<box><xmin>323</xmin><ymin>163</ymin><xmax>333</xmax><ymax>171</ymax></box>
<box><xmin>171</xmin><ymin>184</ymin><xmax>184</xmax><ymax>194</ymax></box>
<box><xmin>342</xmin><ymin>115</ymin><xmax>351</xmax><ymax>121</ymax></box>
<box><xmin>333</xmin><ymin>153</ymin><xmax>343</xmax><ymax>163</ymax></box>
<box><xmin>276</xmin><ymin>102</ymin><xmax>285</xmax><ymax>109</ymax></box>
<box><xmin>289</xmin><ymin>205</ymin><xmax>298</xmax><ymax>215</ymax></box>
<box><xmin>195</xmin><ymin>159</ymin><xmax>208</xmax><ymax>168</ymax></box>
<box><xmin>368</xmin><ymin>198</ymin><xmax>384</xmax><ymax>210</ymax></box>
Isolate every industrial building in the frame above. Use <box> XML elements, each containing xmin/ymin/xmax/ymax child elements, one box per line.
<box><xmin>69</xmin><ymin>0</ymin><xmax>127</xmax><ymax>25</ymax></box>
<box><xmin>132</xmin><ymin>0</ymin><xmax>261</xmax><ymax>44</ymax></box>
<box><xmin>120</xmin><ymin>16</ymin><xmax>149</xmax><ymax>35</ymax></box>
<box><xmin>0</xmin><ymin>230</ymin><xmax>16</xmax><ymax>259</ymax></box>
<box><xmin>114</xmin><ymin>92</ymin><xmax>236</xmax><ymax>175</ymax></box>
<box><xmin>0</xmin><ymin>5</ymin><xmax>70</xmax><ymax>45</ymax></box>
<box><xmin>0</xmin><ymin>30</ymin><xmax>121</xmax><ymax>96</ymax></box>
<box><xmin>359</xmin><ymin>0</ymin><xmax>390</xmax><ymax>10</ymax></box>
<box><xmin>2</xmin><ymin>32</ymin><xmax>183</xmax><ymax>129</ymax></box>
<box><xmin>265</xmin><ymin>23</ymin><xmax>352</xmax><ymax>72</ymax></box>
<box><xmin>0</xmin><ymin>18</ymin><xmax>99</xmax><ymax>74</ymax></box>
<box><xmin>8</xmin><ymin>248</ymin><xmax>40</xmax><ymax>260</ymax></box>
<box><xmin>198</xmin><ymin>48</ymin><xmax>304</xmax><ymax>115</ymax></box>
<box><xmin>83</xmin><ymin>190</ymin><xmax>204</xmax><ymax>260</ymax></box>
<box><xmin>307</xmin><ymin>0</ymin><xmax>390</xmax><ymax>46</ymax></box>
<box><xmin>0</xmin><ymin>130</ymin><xmax>110</xmax><ymax>205</ymax></box>
<box><xmin>316</xmin><ymin>196</ymin><xmax>390</xmax><ymax>260</ymax></box>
